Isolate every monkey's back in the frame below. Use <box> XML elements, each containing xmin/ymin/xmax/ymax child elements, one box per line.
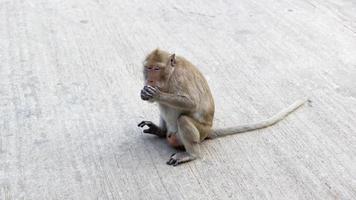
<box><xmin>169</xmin><ymin>57</ymin><xmax>215</xmax><ymax>126</ymax></box>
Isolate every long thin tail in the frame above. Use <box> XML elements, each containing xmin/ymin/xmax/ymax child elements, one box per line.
<box><xmin>210</xmin><ymin>98</ymin><xmax>308</xmax><ymax>138</ymax></box>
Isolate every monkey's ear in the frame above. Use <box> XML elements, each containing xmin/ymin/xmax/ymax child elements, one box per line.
<box><xmin>169</xmin><ymin>54</ymin><xmax>176</xmax><ymax>67</ymax></box>
<box><xmin>153</xmin><ymin>48</ymin><xmax>160</xmax><ymax>54</ymax></box>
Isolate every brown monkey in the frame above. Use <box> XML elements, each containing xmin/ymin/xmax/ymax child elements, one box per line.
<box><xmin>138</xmin><ymin>49</ymin><xmax>307</xmax><ymax>166</ymax></box>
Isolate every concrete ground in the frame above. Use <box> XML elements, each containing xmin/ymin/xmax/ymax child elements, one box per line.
<box><xmin>1</xmin><ymin>0</ymin><xmax>356</xmax><ymax>199</ymax></box>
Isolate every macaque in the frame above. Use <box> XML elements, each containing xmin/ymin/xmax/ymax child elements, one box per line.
<box><xmin>138</xmin><ymin>49</ymin><xmax>307</xmax><ymax>166</ymax></box>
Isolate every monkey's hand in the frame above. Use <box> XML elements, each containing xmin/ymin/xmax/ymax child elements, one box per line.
<box><xmin>138</xmin><ymin>121</ymin><xmax>162</xmax><ymax>135</ymax></box>
<box><xmin>140</xmin><ymin>87</ymin><xmax>150</xmax><ymax>101</ymax></box>
<box><xmin>140</xmin><ymin>86</ymin><xmax>161</xmax><ymax>101</ymax></box>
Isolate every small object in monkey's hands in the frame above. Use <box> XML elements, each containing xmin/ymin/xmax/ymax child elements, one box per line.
<box><xmin>140</xmin><ymin>86</ymin><xmax>159</xmax><ymax>101</ymax></box>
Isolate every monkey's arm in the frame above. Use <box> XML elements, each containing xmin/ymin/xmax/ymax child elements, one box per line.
<box><xmin>142</xmin><ymin>86</ymin><xmax>196</xmax><ymax>111</ymax></box>
<box><xmin>157</xmin><ymin>92</ymin><xmax>196</xmax><ymax>111</ymax></box>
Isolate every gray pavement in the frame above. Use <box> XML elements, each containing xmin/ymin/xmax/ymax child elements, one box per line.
<box><xmin>0</xmin><ymin>0</ymin><xmax>355</xmax><ymax>199</ymax></box>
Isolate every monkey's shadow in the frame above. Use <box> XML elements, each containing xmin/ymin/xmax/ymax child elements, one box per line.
<box><xmin>140</xmin><ymin>134</ymin><xmax>216</xmax><ymax>166</ymax></box>
<box><xmin>141</xmin><ymin>134</ymin><xmax>185</xmax><ymax>155</ymax></box>
<box><xmin>141</xmin><ymin>133</ymin><xmax>214</xmax><ymax>153</ymax></box>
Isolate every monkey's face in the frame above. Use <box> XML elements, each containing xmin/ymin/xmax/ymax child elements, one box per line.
<box><xmin>143</xmin><ymin>49</ymin><xmax>175</xmax><ymax>89</ymax></box>
<box><xmin>144</xmin><ymin>65</ymin><xmax>161</xmax><ymax>87</ymax></box>
<box><xmin>143</xmin><ymin>63</ymin><xmax>170</xmax><ymax>89</ymax></box>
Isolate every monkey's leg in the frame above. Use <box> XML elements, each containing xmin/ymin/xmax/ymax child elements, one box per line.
<box><xmin>167</xmin><ymin>116</ymin><xmax>201</xmax><ymax>166</ymax></box>
<box><xmin>138</xmin><ymin>118</ymin><xmax>167</xmax><ymax>137</ymax></box>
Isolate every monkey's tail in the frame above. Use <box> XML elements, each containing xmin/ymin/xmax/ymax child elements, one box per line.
<box><xmin>210</xmin><ymin>98</ymin><xmax>308</xmax><ymax>138</ymax></box>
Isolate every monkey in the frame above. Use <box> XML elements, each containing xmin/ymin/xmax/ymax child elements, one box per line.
<box><xmin>138</xmin><ymin>49</ymin><xmax>308</xmax><ymax>166</ymax></box>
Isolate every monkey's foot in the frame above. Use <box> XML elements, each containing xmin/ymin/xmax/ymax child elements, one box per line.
<box><xmin>166</xmin><ymin>152</ymin><xmax>196</xmax><ymax>166</ymax></box>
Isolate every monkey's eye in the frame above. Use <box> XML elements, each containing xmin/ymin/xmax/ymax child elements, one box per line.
<box><xmin>154</xmin><ymin>67</ymin><xmax>160</xmax><ymax>71</ymax></box>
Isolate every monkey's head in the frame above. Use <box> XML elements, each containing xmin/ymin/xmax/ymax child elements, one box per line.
<box><xmin>143</xmin><ymin>49</ymin><xmax>176</xmax><ymax>89</ymax></box>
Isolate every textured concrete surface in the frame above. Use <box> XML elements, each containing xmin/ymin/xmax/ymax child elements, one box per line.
<box><xmin>1</xmin><ymin>0</ymin><xmax>356</xmax><ymax>199</ymax></box>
